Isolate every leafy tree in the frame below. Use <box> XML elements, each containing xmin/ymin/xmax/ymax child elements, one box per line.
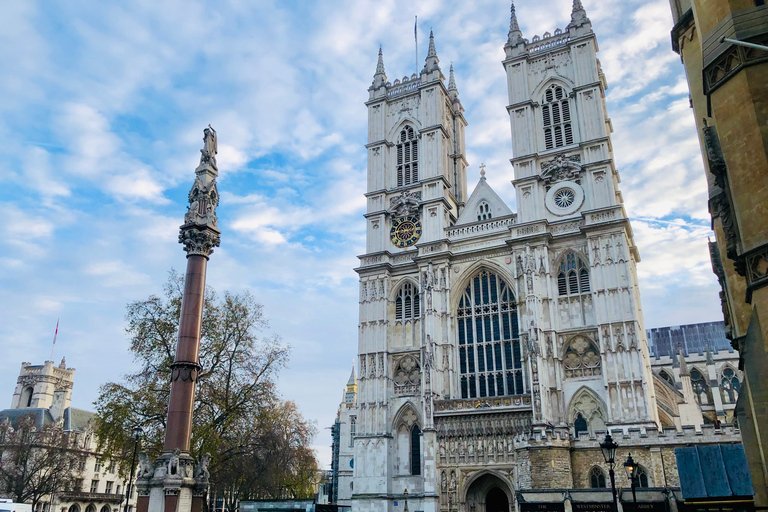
<box><xmin>0</xmin><ymin>414</ymin><xmax>86</xmax><ymax>508</ymax></box>
<box><xmin>95</xmin><ymin>271</ymin><xmax>318</xmax><ymax>502</ymax></box>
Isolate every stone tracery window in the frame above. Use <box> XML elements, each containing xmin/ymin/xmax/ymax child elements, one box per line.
<box><xmin>558</xmin><ymin>253</ymin><xmax>590</xmax><ymax>296</ymax></box>
<box><xmin>457</xmin><ymin>270</ymin><xmax>523</xmax><ymax>399</ymax></box>
<box><xmin>564</xmin><ymin>337</ymin><xmax>601</xmax><ymax>378</ymax></box>
<box><xmin>690</xmin><ymin>368</ymin><xmax>711</xmax><ymax>405</ymax></box>
<box><xmin>636</xmin><ymin>466</ymin><xmax>650</xmax><ymax>488</ymax></box>
<box><xmin>397</xmin><ymin>126</ymin><xmax>419</xmax><ymax>187</ymax></box>
<box><xmin>542</xmin><ymin>85</ymin><xmax>573</xmax><ymax>150</ymax></box>
<box><xmin>589</xmin><ymin>466</ymin><xmax>607</xmax><ymax>488</ymax></box>
<box><xmin>395</xmin><ymin>282</ymin><xmax>420</xmax><ymax>321</ymax></box>
<box><xmin>477</xmin><ymin>201</ymin><xmax>492</xmax><ymax>221</ymax></box>
<box><xmin>659</xmin><ymin>370</ymin><xmax>675</xmax><ymax>386</ymax></box>
<box><xmin>394</xmin><ymin>356</ymin><xmax>421</xmax><ymax>396</ymax></box>
<box><xmin>720</xmin><ymin>367</ymin><xmax>740</xmax><ymax>404</ymax></box>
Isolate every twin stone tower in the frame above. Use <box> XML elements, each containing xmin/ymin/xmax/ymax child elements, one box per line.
<box><xmin>142</xmin><ymin>2</ymin><xmax>666</xmax><ymax>512</ymax></box>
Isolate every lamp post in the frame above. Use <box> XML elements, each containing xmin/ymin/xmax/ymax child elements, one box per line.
<box><xmin>600</xmin><ymin>433</ymin><xmax>619</xmax><ymax>512</ymax></box>
<box><xmin>624</xmin><ymin>453</ymin><xmax>638</xmax><ymax>512</ymax></box>
<box><xmin>125</xmin><ymin>426</ymin><xmax>144</xmax><ymax>512</ymax></box>
<box><xmin>403</xmin><ymin>488</ymin><xmax>409</xmax><ymax>512</ymax></box>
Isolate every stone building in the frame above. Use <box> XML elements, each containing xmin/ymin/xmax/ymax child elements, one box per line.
<box><xmin>346</xmin><ymin>2</ymin><xmax>752</xmax><ymax>512</ymax></box>
<box><xmin>647</xmin><ymin>321</ymin><xmax>742</xmax><ymax>427</ymax></box>
<box><xmin>0</xmin><ymin>360</ymin><xmax>137</xmax><ymax>512</ymax></box>
<box><xmin>667</xmin><ymin>0</ymin><xmax>768</xmax><ymax>505</ymax></box>
<box><xmin>330</xmin><ymin>367</ymin><xmax>357</xmax><ymax>507</ymax></box>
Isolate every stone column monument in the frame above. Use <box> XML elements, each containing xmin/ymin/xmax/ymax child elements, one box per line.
<box><xmin>136</xmin><ymin>126</ymin><xmax>219</xmax><ymax>512</ymax></box>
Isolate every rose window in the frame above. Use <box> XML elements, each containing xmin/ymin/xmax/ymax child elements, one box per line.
<box><xmin>554</xmin><ymin>188</ymin><xmax>576</xmax><ymax>208</ymax></box>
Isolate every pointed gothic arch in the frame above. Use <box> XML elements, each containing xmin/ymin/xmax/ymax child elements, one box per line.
<box><xmin>689</xmin><ymin>366</ymin><xmax>712</xmax><ymax>405</ymax></box>
<box><xmin>554</xmin><ymin>251</ymin><xmax>591</xmax><ymax>296</ymax></box>
<box><xmin>567</xmin><ymin>386</ymin><xmax>608</xmax><ymax>436</ymax></box>
<box><xmin>588</xmin><ymin>466</ymin><xmax>607</xmax><ymax>488</ymax></box>
<box><xmin>461</xmin><ymin>470</ymin><xmax>515</xmax><ymax>512</ymax></box>
<box><xmin>453</xmin><ymin>266</ymin><xmax>523</xmax><ymax>399</ymax></box>
<box><xmin>562</xmin><ymin>334</ymin><xmax>601</xmax><ymax>378</ymax></box>
<box><xmin>392</xmin><ymin>403</ymin><xmax>421</xmax><ymax>476</ymax></box>
<box><xmin>720</xmin><ymin>365</ymin><xmax>740</xmax><ymax>404</ymax></box>
<box><xmin>392</xmin><ymin>279</ymin><xmax>421</xmax><ymax>322</ymax></box>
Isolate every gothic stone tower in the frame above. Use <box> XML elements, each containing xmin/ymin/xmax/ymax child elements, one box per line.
<box><xmin>352</xmin><ymin>3</ymin><xmax>659</xmax><ymax>511</ymax></box>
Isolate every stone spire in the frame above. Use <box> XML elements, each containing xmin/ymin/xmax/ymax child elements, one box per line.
<box><xmin>447</xmin><ymin>63</ymin><xmax>460</xmax><ymax>103</ymax></box>
<box><xmin>423</xmin><ymin>30</ymin><xmax>441</xmax><ymax>73</ymax></box>
<box><xmin>568</xmin><ymin>0</ymin><xmax>591</xmax><ymax>33</ymax></box>
<box><xmin>372</xmin><ymin>47</ymin><xmax>387</xmax><ymax>89</ymax></box>
<box><xmin>504</xmin><ymin>1</ymin><xmax>525</xmax><ymax>56</ymax></box>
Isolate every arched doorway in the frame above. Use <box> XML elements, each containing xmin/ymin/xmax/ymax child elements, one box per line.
<box><xmin>486</xmin><ymin>487</ymin><xmax>509</xmax><ymax>512</ymax></box>
<box><xmin>465</xmin><ymin>473</ymin><xmax>512</xmax><ymax>512</ymax></box>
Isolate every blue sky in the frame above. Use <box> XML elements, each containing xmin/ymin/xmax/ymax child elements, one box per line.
<box><xmin>1</xmin><ymin>0</ymin><xmax>719</xmax><ymax>468</ymax></box>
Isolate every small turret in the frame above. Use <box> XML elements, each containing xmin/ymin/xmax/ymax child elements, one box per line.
<box><xmin>504</xmin><ymin>1</ymin><xmax>526</xmax><ymax>58</ymax></box>
<box><xmin>371</xmin><ymin>47</ymin><xmax>387</xmax><ymax>89</ymax></box>
<box><xmin>567</xmin><ymin>0</ymin><xmax>591</xmax><ymax>35</ymax></box>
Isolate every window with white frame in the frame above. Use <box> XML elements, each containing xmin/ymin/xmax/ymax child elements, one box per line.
<box><xmin>395</xmin><ymin>282</ymin><xmax>420</xmax><ymax>321</ymax></box>
<box><xmin>557</xmin><ymin>253</ymin><xmax>590</xmax><ymax>296</ymax></box>
<box><xmin>396</xmin><ymin>126</ymin><xmax>419</xmax><ymax>187</ymax></box>
<box><xmin>542</xmin><ymin>85</ymin><xmax>573</xmax><ymax>150</ymax></box>
<box><xmin>349</xmin><ymin>416</ymin><xmax>356</xmax><ymax>447</ymax></box>
<box><xmin>477</xmin><ymin>201</ymin><xmax>492</xmax><ymax>221</ymax></box>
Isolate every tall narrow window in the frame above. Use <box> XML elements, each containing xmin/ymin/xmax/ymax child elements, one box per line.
<box><xmin>457</xmin><ymin>270</ymin><xmax>523</xmax><ymax>399</ymax></box>
<box><xmin>349</xmin><ymin>417</ymin><xmax>356</xmax><ymax>447</ymax></box>
<box><xmin>542</xmin><ymin>85</ymin><xmax>573</xmax><ymax>150</ymax></box>
<box><xmin>396</xmin><ymin>126</ymin><xmax>419</xmax><ymax>187</ymax></box>
<box><xmin>395</xmin><ymin>283</ymin><xmax>420</xmax><ymax>321</ymax></box>
<box><xmin>558</xmin><ymin>253</ymin><xmax>590</xmax><ymax>296</ymax></box>
<box><xmin>410</xmin><ymin>425</ymin><xmax>421</xmax><ymax>475</ymax></box>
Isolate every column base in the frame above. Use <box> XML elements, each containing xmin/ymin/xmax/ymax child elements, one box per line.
<box><xmin>136</xmin><ymin>450</ymin><xmax>210</xmax><ymax>512</ymax></box>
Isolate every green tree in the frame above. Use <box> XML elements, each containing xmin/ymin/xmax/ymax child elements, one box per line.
<box><xmin>94</xmin><ymin>271</ymin><xmax>318</xmax><ymax>501</ymax></box>
<box><xmin>0</xmin><ymin>414</ymin><xmax>86</xmax><ymax>508</ymax></box>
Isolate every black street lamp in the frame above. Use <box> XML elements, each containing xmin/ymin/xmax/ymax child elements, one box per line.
<box><xmin>600</xmin><ymin>433</ymin><xmax>619</xmax><ymax>512</ymax></box>
<box><xmin>125</xmin><ymin>426</ymin><xmax>144</xmax><ymax>512</ymax></box>
<box><xmin>624</xmin><ymin>453</ymin><xmax>639</xmax><ymax>512</ymax></box>
<box><xmin>403</xmin><ymin>488</ymin><xmax>409</xmax><ymax>512</ymax></box>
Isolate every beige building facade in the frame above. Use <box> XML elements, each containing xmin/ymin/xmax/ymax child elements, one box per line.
<box><xmin>667</xmin><ymin>0</ymin><xmax>768</xmax><ymax>505</ymax></box>
<box><xmin>0</xmin><ymin>360</ymin><xmax>137</xmax><ymax>512</ymax></box>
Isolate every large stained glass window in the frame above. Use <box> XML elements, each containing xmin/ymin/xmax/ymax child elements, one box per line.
<box><xmin>457</xmin><ymin>270</ymin><xmax>524</xmax><ymax>399</ymax></box>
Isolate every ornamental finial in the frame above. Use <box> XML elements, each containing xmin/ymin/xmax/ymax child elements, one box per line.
<box><xmin>180</xmin><ymin>125</ymin><xmax>221</xmax><ymax>258</ymax></box>
<box><xmin>480</xmin><ymin>163</ymin><xmax>486</xmax><ymax>180</ymax></box>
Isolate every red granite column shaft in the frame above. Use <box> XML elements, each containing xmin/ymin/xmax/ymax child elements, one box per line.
<box><xmin>164</xmin><ymin>254</ymin><xmax>207</xmax><ymax>452</ymax></box>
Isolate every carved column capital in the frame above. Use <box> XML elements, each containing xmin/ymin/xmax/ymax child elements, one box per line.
<box><xmin>179</xmin><ymin>226</ymin><xmax>221</xmax><ymax>258</ymax></box>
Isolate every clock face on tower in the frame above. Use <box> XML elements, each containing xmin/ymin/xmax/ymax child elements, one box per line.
<box><xmin>390</xmin><ymin>216</ymin><xmax>422</xmax><ymax>248</ymax></box>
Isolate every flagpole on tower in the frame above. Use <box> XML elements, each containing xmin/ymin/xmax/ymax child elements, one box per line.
<box><xmin>50</xmin><ymin>318</ymin><xmax>59</xmax><ymax>361</ymax></box>
<box><xmin>415</xmin><ymin>15</ymin><xmax>418</xmax><ymax>74</ymax></box>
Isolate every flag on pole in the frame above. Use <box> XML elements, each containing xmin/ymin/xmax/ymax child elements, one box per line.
<box><xmin>415</xmin><ymin>15</ymin><xmax>419</xmax><ymax>73</ymax></box>
<box><xmin>50</xmin><ymin>318</ymin><xmax>59</xmax><ymax>361</ymax></box>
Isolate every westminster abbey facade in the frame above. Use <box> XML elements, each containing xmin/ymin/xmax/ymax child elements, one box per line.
<box><xmin>337</xmin><ymin>2</ymin><xmax>748</xmax><ymax>512</ymax></box>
